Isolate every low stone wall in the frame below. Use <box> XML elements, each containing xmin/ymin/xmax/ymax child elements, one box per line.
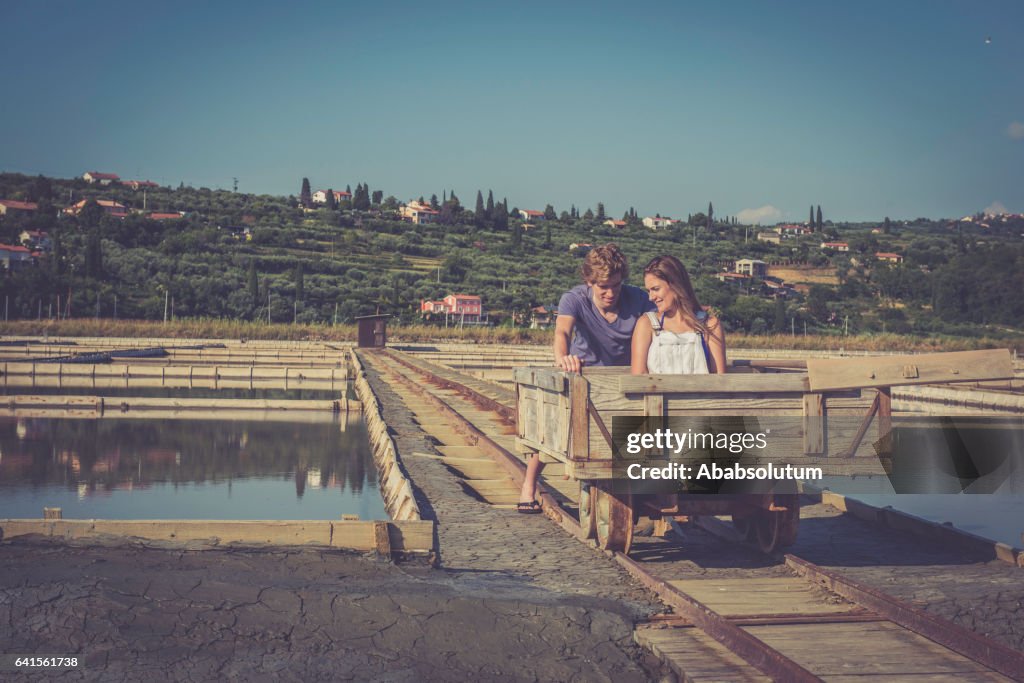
<box><xmin>350</xmin><ymin>349</ymin><xmax>422</xmax><ymax>522</ymax></box>
<box><xmin>0</xmin><ymin>519</ymin><xmax>433</xmax><ymax>553</ymax></box>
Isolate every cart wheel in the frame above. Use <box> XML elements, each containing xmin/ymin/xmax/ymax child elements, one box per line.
<box><xmin>732</xmin><ymin>513</ymin><xmax>756</xmax><ymax>541</ymax></box>
<box><xmin>578</xmin><ymin>482</ymin><xmax>597</xmax><ymax>540</ymax></box>
<box><xmin>754</xmin><ymin>496</ymin><xmax>800</xmax><ymax>553</ymax></box>
<box><xmin>594</xmin><ymin>487</ymin><xmax>633</xmax><ymax>554</ymax></box>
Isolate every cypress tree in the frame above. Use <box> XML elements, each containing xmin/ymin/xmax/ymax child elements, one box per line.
<box><xmin>494</xmin><ymin>201</ymin><xmax>508</xmax><ymax>231</ymax></box>
<box><xmin>475</xmin><ymin>191</ymin><xmax>486</xmax><ymax>228</ymax></box>
<box><xmin>816</xmin><ymin>205</ymin><xmax>823</xmax><ymax>231</ymax></box>
<box><xmin>809</xmin><ymin>205</ymin><xmax>815</xmax><ymax>230</ymax></box>
<box><xmin>325</xmin><ymin>188</ymin><xmax>336</xmax><ymax>210</ymax></box>
<box><xmin>596</xmin><ymin>203</ymin><xmax>605</xmax><ymax>220</ymax></box>
<box><xmin>300</xmin><ymin>178</ymin><xmax>312</xmax><ymax>208</ymax></box>
<box><xmin>486</xmin><ymin>190</ymin><xmax>495</xmax><ymax>221</ymax></box>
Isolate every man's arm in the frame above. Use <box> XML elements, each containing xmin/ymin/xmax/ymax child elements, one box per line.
<box><xmin>553</xmin><ymin>314</ymin><xmax>582</xmax><ymax>372</ymax></box>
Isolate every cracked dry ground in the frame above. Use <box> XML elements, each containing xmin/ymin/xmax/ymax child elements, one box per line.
<box><xmin>0</xmin><ymin>358</ymin><xmax>670</xmax><ymax>682</ymax></box>
<box><xmin>0</xmin><ymin>541</ymin><xmax>665</xmax><ymax>681</ymax></box>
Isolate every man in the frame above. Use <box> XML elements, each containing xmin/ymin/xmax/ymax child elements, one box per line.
<box><xmin>518</xmin><ymin>243</ymin><xmax>654</xmax><ymax>512</ymax></box>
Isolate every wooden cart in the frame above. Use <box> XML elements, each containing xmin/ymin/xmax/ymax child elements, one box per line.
<box><xmin>514</xmin><ymin>349</ymin><xmax>1015</xmax><ymax>554</ymax></box>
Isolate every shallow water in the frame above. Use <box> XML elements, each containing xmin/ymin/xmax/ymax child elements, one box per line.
<box><xmin>0</xmin><ymin>416</ymin><xmax>387</xmax><ymax>521</ymax></box>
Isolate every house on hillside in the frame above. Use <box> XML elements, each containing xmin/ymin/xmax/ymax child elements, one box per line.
<box><xmin>735</xmin><ymin>258</ymin><xmax>767</xmax><ymax>278</ymax></box>
<box><xmin>124</xmin><ymin>180</ymin><xmax>159</xmax><ymax>190</ymax></box>
<box><xmin>62</xmin><ymin>199</ymin><xmax>129</xmax><ymax>219</ymax></box>
<box><xmin>518</xmin><ymin>209</ymin><xmax>545</xmax><ymax>221</ymax></box>
<box><xmin>147</xmin><ymin>212</ymin><xmax>185</xmax><ymax>221</ymax></box>
<box><xmin>777</xmin><ymin>224</ymin><xmax>812</xmax><ymax>237</ymax></box>
<box><xmin>716</xmin><ymin>272</ymin><xmax>751</xmax><ymax>284</ymax></box>
<box><xmin>756</xmin><ymin>231</ymin><xmax>781</xmax><ymax>244</ymax></box>
<box><xmin>530</xmin><ymin>305</ymin><xmax>554</xmax><ymax>329</ymax></box>
<box><xmin>569</xmin><ymin>242</ymin><xmax>593</xmax><ymax>255</ymax></box>
<box><xmin>0</xmin><ymin>199</ymin><xmax>39</xmax><ymax>215</ymax></box>
<box><xmin>820</xmin><ymin>241</ymin><xmax>849</xmax><ymax>252</ymax></box>
<box><xmin>82</xmin><ymin>172</ymin><xmax>120</xmax><ymax>185</ymax></box>
<box><xmin>400</xmin><ymin>200</ymin><xmax>439</xmax><ymax>224</ymax></box>
<box><xmin>420</xmin><ymin>294</ymin><xmax>485</xmax><ymax>324</ymax></box>
<box><xmin>312</xmin><ymin>189</ymin><xmax>352</xmax><ymax>204</ymax></box>
<box><xmin>603</xmin><ymin>219</ymin><xmax>627</xmax><ymax>228</ymax></box>
<box><xmin>0</xmin><ymin>243</ymin><xmax>33</xmax><ymax>269</ymax></box>
<box><xmin>642</xmin><ymin>216</ymin><xmax>677</xmax><ymax>230</ymax></box>
<box><xmin>19</xmin><ymin>230</ymin><xmax>51</xmax><ymax>251</ymax></box>
<box><xmin>875</xmin><ymin>252</ymin><xmax>904</xmax><ymax>264</ymax></box>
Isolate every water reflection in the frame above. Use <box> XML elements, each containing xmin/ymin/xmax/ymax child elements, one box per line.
<box><xmin>0</xmin><ymin>416</ymin><xmax>386</xmax><ymax>521</ymax></box>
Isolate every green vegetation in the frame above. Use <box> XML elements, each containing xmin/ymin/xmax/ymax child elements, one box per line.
<box><xmin>1</xmin><ymin>172</ymin><xmax>1022</xmax><ymax>349</ymax></box>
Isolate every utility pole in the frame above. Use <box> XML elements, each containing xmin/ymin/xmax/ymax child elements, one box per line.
<box><xmin>333</xmin><ymin>302</ymin><xmax>338</xmax><ymax>326</ymax></box>
<box><xmin>163</xmin><ymin>289</ymin><xmax>169</xmax><ymax>323</ymax></box>
<box><xmin>791</xmin><ymin>317</ymin><xmax>795</xmax><ymax>336</ymax></box>
<box><xmin>844</xmin><ymin>315</ymin><xmax>849</xmax><ymax>336</ymax></box>
<box><xmin>114</xmin><ymin>295</ymin><xmax>117</xmax><ymax>319</ymax></box>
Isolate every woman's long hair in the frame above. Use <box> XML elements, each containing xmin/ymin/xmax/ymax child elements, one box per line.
<box><xmin>643</xmin><ymin>255</ymin><xmax>707</xmax><ymax>334</ymax></box>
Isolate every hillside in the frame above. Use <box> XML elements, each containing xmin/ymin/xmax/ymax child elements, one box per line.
<box><xmin>1</xmin><ymin>172</ymin><xmax>1022</xmax><ymax>342</ymax></box>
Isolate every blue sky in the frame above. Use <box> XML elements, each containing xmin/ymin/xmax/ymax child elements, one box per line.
<box><xmin>2</xmin><ymin>0</ymin><xmax>1022</xmax><ymax>221</ymax></box>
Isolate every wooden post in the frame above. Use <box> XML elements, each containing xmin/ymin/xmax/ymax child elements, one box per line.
<box><xmin>876</xmin><ymin>387</ymin><xmax>892</xmax><ymax>458</ymax></box>
<box><xmin>569</xmin><ymin>374</ymin><xmax>590</xmax><ymax>461</ymax></box>
<box><xmin>802</xmin><ymin>393</ymin><xmax>826</xmax><ymax>456</ymax></box>
<box><xmin>374</xmin><ymin>521</ymin><xmax>392</xmax><ymax>558</ymax></box>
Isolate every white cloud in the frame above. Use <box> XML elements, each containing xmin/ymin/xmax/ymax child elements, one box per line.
<box><xmin>984</xmin><ymin>201</ymin><xmax>1008</xmax><ymax>216</ymax></box>
<box><xmin>736</xmin><ymin>205</ymin><xmax>783</xmax><ymax>225</ymax></box>
<box><xmin>1008</xmin><ymin>121</ymin><xmax>1024</xmax><ymax>140</ymax></box>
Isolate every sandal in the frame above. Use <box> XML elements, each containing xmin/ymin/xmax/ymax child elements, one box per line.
<box><xmin>516</xmin><ymin>501</ymin><xmax>543</xmax><ymax>514</ymax></box>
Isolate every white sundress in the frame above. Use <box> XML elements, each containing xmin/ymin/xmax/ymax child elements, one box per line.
<box><xmin>645</xmin><ymin>311</ymin><xmax>710</xmax><ymax>375</ymax></box>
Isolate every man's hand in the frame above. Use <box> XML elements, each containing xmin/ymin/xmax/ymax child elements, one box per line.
<box><xmin>555</xmin><ymin>354</ymin><xmax>583</xmax><ymax>373</ymax></box>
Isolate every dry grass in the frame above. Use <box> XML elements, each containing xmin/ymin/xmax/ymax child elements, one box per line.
<box><xmin>0</xmin><ymin>319</ymin><xmax>1018</xmax><ymax>352</ymax></box>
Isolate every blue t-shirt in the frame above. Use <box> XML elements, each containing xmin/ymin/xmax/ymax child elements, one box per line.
<box><xmin>558</xmin><ymin>284</ymin><xmax>655</xmax><ymax>367</ymax></box>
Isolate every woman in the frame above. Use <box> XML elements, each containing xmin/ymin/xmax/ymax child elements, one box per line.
<box><xmin>631</xmin><ymin>255</ymin><xmax>726</xmax><ymax>375</ymax></box>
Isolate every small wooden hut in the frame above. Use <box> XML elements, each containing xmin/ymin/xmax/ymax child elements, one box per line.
<box><xmin>355</xmin><ymin>314</ymin><xmax>391</xmax><ymax>348</ymax></box>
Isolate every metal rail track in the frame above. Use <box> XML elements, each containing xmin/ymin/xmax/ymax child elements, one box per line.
<box><xmin>368</xmin><ymin>348</ymin><xmax>1024</xmax><ymax>682</ymax></box>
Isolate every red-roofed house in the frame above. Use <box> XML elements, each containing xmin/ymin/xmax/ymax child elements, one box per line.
<box><xmin>124</xmin><ymin>180</ymin><xmax>159</xmax><ymax>190</ymax></box>
<box><xmin>83</xmin><ymin>172</ymin><xmax>120</xmax><ymax>185</ymax></box>
<box><xmin>63</xmin><ymin>199</ymin><xmax>129</xmax><ymax>219</ymax></box>
<box><xmin>820</xmin><ymin>241</ymin><xmax>849</xmax><ymax>252</ymax></box>
<box><xmin>400</xmin><ymin>200</ymin><xmax>439</xmax><ymax>224</ymax></box>
<box><xmin>0</xmin><ymin>243</ymin><xmax>33</xmax><ymax>269</ymax></box>
<box><xmin>0</xmin><ymin>199</ymin><xmax>39</xmax><ymax>215</ymax></box>
<box><xmin>603</xmin><ymin>219</ymin><xmax>627</xmax><ymax>228</ymax></box>
<box><xmin>716</xmin><ymin>272</ymin><xmax>752</xmax><ymax>283</ymax></box>
<box><xmin>313</xmin><ymin>190</ymin><xmax>352</xmax><ymax>204</ymax></box>
<box><xmin>875</xmin><ymin>252</ymin><xmax>904</xmax><ymax>264</ymax></box>
<box><xmin>518</xmin><ymin>209</ymin><xmax>546</xmax><ymax>221</ymax></box>
<box><xmin>147</xmin><ymin>212</ymin><xmax>184</xmax><ymax>221</ymax></box>
<box><xmin>420</xmin><ymin>294</ymin><xmax>485</xmax><ymax>323</ymax></box>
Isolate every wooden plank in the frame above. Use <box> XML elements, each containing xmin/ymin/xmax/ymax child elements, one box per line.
<box><xmin>807</xmin><ymin>349</ymin><xmax>1014</xmax><ymax>392</ymax></box>
<box><xmin>667</xmin><ymin>578</ymin><xmax>854</xmax><ymax>617</ymax></box>
<box><xmin>635</xmin><ymin>626</ymin><xmax>769</xmax><ymax>682</ymax></box>
<box><xmin>744</xmin><ymin>622</ymin><xmax>1008</xmax><ymax>678</ymax></box>
<box><xmin>620</xmin><ymin>373</ymin><xmax>810</xmax><ymax>395</ymax></box>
